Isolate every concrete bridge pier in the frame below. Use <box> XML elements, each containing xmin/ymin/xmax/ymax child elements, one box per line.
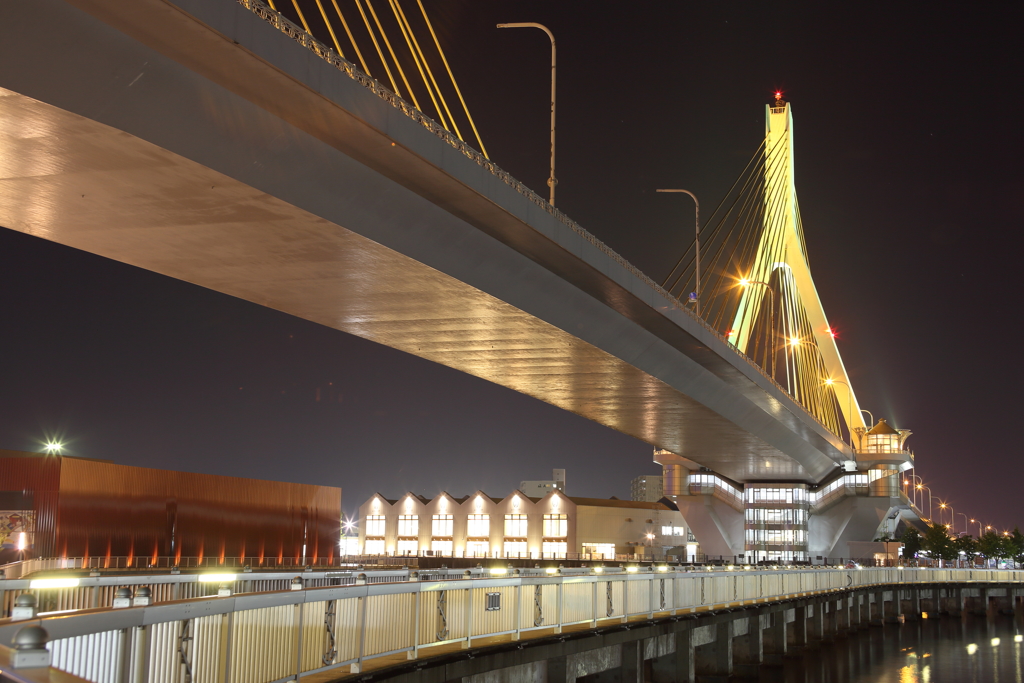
<box><xmin>942</xmin><ymin>586</ymin><xmax>964</xmax><ymax>617</ymax></box>
<box><xmin>649</xmin><ymin>627</ymin><xmax>695</xmax><ymax>683</ymax></box>
<box><xmin>806</xmin><ymin>599</ymin><xmax>825</xmax><ymax>645</ymax></box>
<box><xmin>902</xmin><ymin>587</ymin><xmax>921</xmax><ymax>620</ymax></box>
<box><xmin>870</xmin><ymin>591</ymin><xmax>885</xmax><ymax>626</ymax></box>
<box><xmin>762</xmin><ymin>607</ymin><xmax>788</xmax><ymax>665</ymax></box>
<box><xmin>788</xmin><ymin>603</ymin><xmax>808</xmax><ymax>650</ymax></box>
<box><xmin>884</xmin><ymin>587</ymin><xmax>905</xmax><ymax>624</ymax></box>
<box><xmin>693</xmin><ymin>620</ymin><xmax>733</xmax><ymax>682</ymax></box>
<box><xmin>731</xmin><ymin>612</ymin><xmax>764</xmax><ymax>678</ymax></box>
<box><xmin>835</xmin><ymin>594</ymin><xmax>851</xmax><ymax>634</ymax></box>
<box><xmin>848</xmin><ymin>592</ymin><xmax>866</xmax><ymax>629</ymax></box>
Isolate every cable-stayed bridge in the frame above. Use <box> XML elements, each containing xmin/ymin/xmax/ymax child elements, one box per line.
<box><xmin>0</xmin><ymin>0</ymin><xmax>918</xmax><ymax>559</ymax></box>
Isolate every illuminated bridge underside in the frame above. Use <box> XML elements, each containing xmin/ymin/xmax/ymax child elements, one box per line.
<box><xmin>0</xmin><ymin>0</ymin><xmax>849</xmax><ymax>483</ymax></box>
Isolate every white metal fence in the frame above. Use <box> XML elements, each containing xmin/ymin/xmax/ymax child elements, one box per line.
<box><xmin>1</xmin><ymin>567</ymin><xmax>1020</xmax><ymax>683</ymax></box>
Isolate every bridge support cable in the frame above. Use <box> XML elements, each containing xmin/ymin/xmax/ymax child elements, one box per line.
<box><xmin>267</xmin><ymin>0</ymin><xmax>486</xmax><ymax>155</ymax></box>
<box><xmin>662</xmin><ymin>100</ymin><xmax>858</xmax><ymax>437</ymax></box>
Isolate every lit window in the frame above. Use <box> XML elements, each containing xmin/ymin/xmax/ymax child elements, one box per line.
<box><xmin>365</xmin><ymin>515</ymin><xmax>386</xmax><ymax>537</ymax></box>
<box><xmin>465</xmin><ymin>540</ymin><xmax>489</xmax><ymax>557</ymax></box>
<box><xmin>396</xmin><ymin>539</ymin><xmax>418</xmax><ymax>555</ymax></box>
<box><xmin>503</xmin><ymin>540</ymin><xmax>528</xmax><ymax>557</ymax></box>
<box><xmin>398</xmin><ymin>515</ymin><xmax>418</xmax><ymax>537</ymax></box>
<box><xmin>431</xmin><ymin>515</ymin><xmax>453</xmax><ymax>537</ymax></box>
<box><xmin>542</xmin><ymin>541</ymin><xmax>567</xmax><ymax>558</ymax></box>
<box><xmin>582</xmin><ymin>543</ymin><xmax>615</xmax><ymax>559</ymax></box>
<box><xmin>467</xmin><ymin>514</ymin><xmax>490</xmax><ymax>537</ymax></box>
<box><xmin>543</xmin><ymin>514</ymin><xmax>567</xmax><ymax>538</ymax></box>
<box><xmin>504</xmin><ymin>514</ymin><xmax>528</xmax><ymax>537</ymax></box>
<box><xmin>364</xmin><ymin>539</ymin><xmax>385</xmax><ymax>554</ymax></box>
<box><xmin>430</xmin><ymin>539</ymin><xmax>452</xmax><ymax>555</ymax></box>
<box><xmin>661</xmin><ymin>526</ymin><xmax>673</xmax><ymax>536</ymax></box>
<box><xmin>673</xmin><ymin>526</ymin><xmax>685</xmax><ymax>536</ymax></box>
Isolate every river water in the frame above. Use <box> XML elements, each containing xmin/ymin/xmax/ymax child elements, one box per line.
<box><xmin>762</xmin><ymin>615</ymin><xmax>1024</xmax><ymax>683</ymax></box>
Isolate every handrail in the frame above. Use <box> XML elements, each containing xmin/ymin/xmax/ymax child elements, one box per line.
<box><xmin>1</xmin><ymin>566</ymin><xmax>1020</xmax><ymax>682</ymax></box>
<box><xmin>232</xmin><ymin>0</ymin><xmax>840</xmax><ymax>441</ymax></box>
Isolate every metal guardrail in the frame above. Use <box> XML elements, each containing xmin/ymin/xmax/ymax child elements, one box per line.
<box><xmin>232</xmin><ymin>0</ymin><xmax>839</xmax><ymax>440</ymax></box>
<box><xmin>0</xmin><ymin>567</ymin><xmax>1020</xmax><ymax>683</ymax></box>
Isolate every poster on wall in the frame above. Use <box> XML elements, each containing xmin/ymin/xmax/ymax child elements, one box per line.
<box><xmin>0</xmin><ymin>510</ymin><xmax>35</xmax><ymax>551</ymax></box>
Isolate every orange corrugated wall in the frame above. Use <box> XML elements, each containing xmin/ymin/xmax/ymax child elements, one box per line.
<box><xmin>1</xmin><ymin>451</ymin><xmax>340</xmax><ymax>563</ymax></box>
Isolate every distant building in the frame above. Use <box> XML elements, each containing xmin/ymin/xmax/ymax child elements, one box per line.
<box><xmin>0</xmin><ymin>449</ymin><xmax>340</xmax><ymax>564</ymax></box>
<box><xmin>519</xmin><ymin>468</ymin><xmax>566</xmax><ymax>497</ymax></box>
<box><xmin>356</xmin><ymin>488</ymin><xmax>697</xmax><ymax>560</ymax></box>
<box><xmin>631</xmin><ymin>475</ymin><xmax>663</xmax><ymax>502</ymax></box>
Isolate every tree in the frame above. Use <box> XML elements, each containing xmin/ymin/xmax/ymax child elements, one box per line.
<box><xmin>1009</xmin><ymin>528</ymin><xmax>1024</xmax><ymax>568</ymax></box>
<box><xmin>923</xmin><ymin>524</ymin><xmax>958</xmax><ymax>565</ymax></box>
<box><xmin>901</xmin><ymin>527</ymin><xmax>923</xmax><ymax>561</ymax></box>
<box><xmin>954</xmin><ymin>535</ymin><xmax>978</xmax><ymax>566</ymax></box>
<box><xmin>977</xmin><ymin>531</ymin><xmax>1006</xmax><ymax>566</ymax></box>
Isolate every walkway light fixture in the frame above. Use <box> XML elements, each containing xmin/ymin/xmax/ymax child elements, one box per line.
<box><xmin>496</xmin><ymin>22</ymin><xmax>556</xmax><ymax>206</ymax></box>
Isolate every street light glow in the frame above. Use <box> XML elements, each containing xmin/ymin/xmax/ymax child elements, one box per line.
<box><xmin>44</xmin><ymin>441</ymin><xmax>63</xmax><ymax>454</ymax></box>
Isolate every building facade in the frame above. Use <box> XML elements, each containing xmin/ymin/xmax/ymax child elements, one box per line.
<box><xmin>356</xmin><ymin>489</ymin><xmax>692</xmax><ymax>560</ymax></box>
<box><xmin>0</xmin><ymin>449</ymin><xmax>341</xmax><ymax>564</ymax></box>
<box><xmin>630</xmin><ymin>475</ymin><xmax>663</xmax><ymax>502</ymax></box>
<box><xmin>518</xmin><ymin>469</ymin><xmax>566</xmax><ymax>498</ymax></box>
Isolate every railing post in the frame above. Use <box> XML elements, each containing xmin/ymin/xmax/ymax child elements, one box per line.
<box><xmin>463</xmin><ymin>584</ymin><xmax>473</xmax><ymax>649</ymax></box>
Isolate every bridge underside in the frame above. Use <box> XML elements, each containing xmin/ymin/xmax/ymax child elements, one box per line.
<box><xmin>0</xmin><ymin>0</ymin><xmax>849</xmax><ymax>483</ymax></box>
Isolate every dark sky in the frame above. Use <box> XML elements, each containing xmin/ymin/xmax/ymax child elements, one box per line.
<box><xmin>1</xmin><ymin>2</ymin><xmax>1021</xmax><ymax>529</ymax></box>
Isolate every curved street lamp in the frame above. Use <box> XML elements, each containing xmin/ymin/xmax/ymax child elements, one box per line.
<box><xmin>496</xmin><ymin>22</ymin><xmax>557</xmax><ymax>206</ymax></box>
<box><xmin>738</xmin><ymin>278</ymin><xmax>775</xmax><ymax>376</ymax></box>
<box><xmin>660</xmin><ymin>190</ymin><xmax>701</xmax><ymax>315</ymax></box>
<box><xmin>916</xmin><ymin>484</ymin><xmax>934</xmax><ymax>521</ymax></box>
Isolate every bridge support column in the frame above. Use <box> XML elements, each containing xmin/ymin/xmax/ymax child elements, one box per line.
<box><xmin>546</xmin><ymin>654</ymin><xmax>571</xmax><ymax>683</ymax></box>
<box><xmin>871</xmin><ymin>591</ymin><xmax>885</xmax><ymax>626</ymax></box>
<box><xmin>903</xmin><ymin>587</ymin><xmax>921</xmax><ymax>620</ymax></box>
<box><xmin>789</xmin><ymin>604</ymin><xmax>808</xmax><ymax>649</ymax></box>
<box><xmin>807</xmin><ymin>600</ymin><xmax>824</xmax><ymax>646</ymax></box>
<box><xmin>732</xmin><ymin>612</ymin><xmax>764</xmax><ymax>678</ymax></box>
<box><xmin>619</xmin><ymin>639</ymin><xmax>642</xmax><ymax>683</ymax></box>
<box><xmin>944</xmin><ymin>587</ymin><xmax>963</xmax><ymax>617</ymax></box>
<box><xmin>762</xmin><ymin>607</ymin><xmax>787</xmax><ymax>665</ymax></box>
<box><xmin>835</xmin><ymin>594</ymin><xmax>850</xmax><ymax>634</ymax></box>
<box><xmin>694</xmin><ymin>620</ymin><xmax>733</xmax><ymax>682</ymax></box>
<box><xmin>885</xmin><ymin>587</ymin><xmax>905</xmax><ymax>624</ymax></box>
<box><xmin>650</xmin><ymin>627</ymin><xmax>694</xmax><ymax>683</ymax></box>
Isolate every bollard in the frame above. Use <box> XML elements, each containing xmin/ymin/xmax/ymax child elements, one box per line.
<box><xmin>218</xmin><ymin>582</ymin><xmax>232</xmax><ymax>597</ymax></box>
<box><xmin>291</xmin><ymin>577</ymin><xmax>304</xmax><ymax>590</ymax></box>
<box><xmin>113</xmin><ymin>587</ymin><xmax>133</xmax><ymax>608</ymax></box>
<box><xmin>133</xmin><ymin>586</ymin><xmax>152</xmax><ymax>606</ymax></box>
<box><xmin>11</xmin><ymin>625</ymin><xmax>51</xmax><ymax>669</ymax></box>
<box><xmin>11</xmin><ymin>594</ymin><xmax>37</xmax><ymax>621</ymax></box>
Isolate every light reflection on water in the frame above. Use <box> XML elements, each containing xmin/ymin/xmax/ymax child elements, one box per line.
<box><xmin>763</xmin><ymin>616</ymin><xmax>1023</xmax><ymax>683</ymax></box>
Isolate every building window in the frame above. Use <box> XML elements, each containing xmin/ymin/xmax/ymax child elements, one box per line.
<box><xmin>397</xmin><ymin>515</ymin><xmax>418</xmax><ymax>537</ymax></box>
<box><xmin>503</xmin><ymin>540</ymin><xmax>528</xmax><ymax>557</ymax></box>
<box><xmin>465</xmin><ymin>540</ymin><xmax>489</xmax><ymax>557</ymax></box>
<box><xmin>396</xmin><ymin>539</ymin><xmax>418</xmax><ymax>555</ymax></box>
<box><xmin>365</xmin><ymin>515</ymin><xmax>386</xmax><ymax>537</ymax></box>
<box><xmin>364</xmin><ymin>539</ymin><xmax>385</xmax><ymax>554</ymax></box>
<box><xmin>432</xmin><ymin>514</ymin><xmax>453</xmax><ymax>537</ymax></box>
<box><xmin>504</xmin><ymin>514</ymin><xmax>528</xmax><ymax>537</ymax></box>
<box><xmin>467</xmin><ymin>514</ymin><xmax>490</xmax><ymax>537</ymax></box>
<box><xmin>430</xmin><ymin>539</ymin><xmax>452</xmax><ymax>555</ymax></box>
<box><xmin>542</xmin><ymin>514</ymin><xmax>567</xmax><ymax>538</ymax></box>
<box><xmin>542</xmin><ymin>541</ymin><xmax>567</xmax><ymax>558</ymax></box>
<box><xmin>582</xmin><ymin>543</ymin><xmax>615</xmax><ymax>559</ymax></box>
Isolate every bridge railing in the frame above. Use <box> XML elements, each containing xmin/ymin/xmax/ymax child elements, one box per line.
<box><xmin>0</xmin><ymin>567</ymin><xmax>1020</xmax><ymax>683</ymax></box>
<box><xmin>231</xmin><ymin>0</ymin><xmax>838</xmax><ymax>439</ymax></box>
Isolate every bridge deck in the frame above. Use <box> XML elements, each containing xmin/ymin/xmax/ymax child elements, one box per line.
<box><xmin>0</xmin><ymin>0</ymin><xmax>850</xmax><ymax>482</ymax></box>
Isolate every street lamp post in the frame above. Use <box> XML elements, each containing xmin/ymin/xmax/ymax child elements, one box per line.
<box><xmin>739</xmin><ymin>278</ymin><xmax>775</xmax><ymax>376</ymax></box>
<box><xmin>916</xmin><ymin>484</ymin><xmax>934</xmax><ymax>521</ymax></box>
<box><xmin>659</xmin><ymin>189</ymin><xmax>701</xmax><ymax>315</ymax></box>
<box><xmin>970</xmin><ymin>519</ymin><xmax>983</xmax><ymax>537</ymax></box>
<box><xmin>824</xmin><ymin>377</ymin><xmax>853</xmax><ymax>446</ymax></box>
<box><xmin>496</xmin><ymin>22</ymin><xmax>556</xmax><ymax>206</ymax></box>
<box><xmin>906</xmin><ymin>474</ymin><xmax>922</xmax><ymax>510</ymax></box>
<box><xmin>958</xmin><ymin>513</ymin><xmax>968</xmax><ymax>536</ymax></box>
<box><xmin>939</xmin><ymin>503</ymin><xmax>954</xmax><ymax>533</ymax></box>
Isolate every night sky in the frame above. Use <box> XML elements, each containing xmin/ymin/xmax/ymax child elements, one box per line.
<box><xmin>1</xmin><ymin>2</ymin><xmax>1021</xmax><ymax>529</ymax></box>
